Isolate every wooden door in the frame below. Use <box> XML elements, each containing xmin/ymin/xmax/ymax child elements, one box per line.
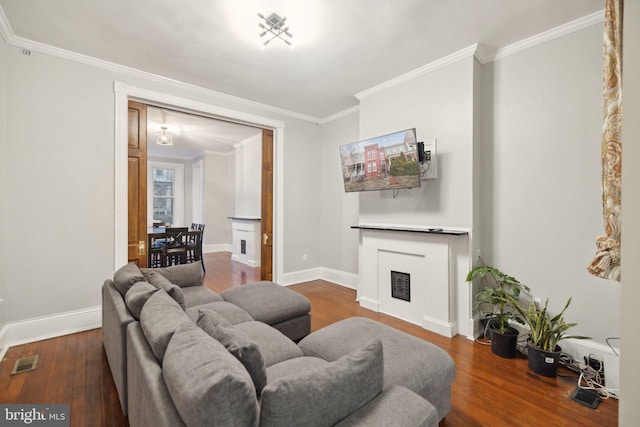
<box><xmin>127</xmin><ymin>100</ymin><xmax>148</xmax><ymax>267</ymax></box>
<box><xmin>261</xmin><ymin>129</ymin><xmax>274</xmax><ymax>280</ymax></box>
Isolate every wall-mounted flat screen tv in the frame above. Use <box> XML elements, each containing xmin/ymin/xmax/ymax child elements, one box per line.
<box><xmin>339</xmin><ymin>128</ymin><xmax>420</xmax><ymax>192</ymax></box>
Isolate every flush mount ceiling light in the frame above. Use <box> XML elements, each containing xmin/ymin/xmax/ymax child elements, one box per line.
<box><xmin>258</xmin><ymin>12</ymin><xmax>293</xmax><ymax>47</ymax></box>
<box><xmin>156</xmin><ymin>126</ymin><xmax>173</xmax><ymax>146</ymax></box>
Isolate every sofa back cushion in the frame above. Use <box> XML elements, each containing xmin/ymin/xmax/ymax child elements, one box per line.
<box><xmin>163</xmin><ymin>323</ymin><xmax>259</xmax><ymax>427</ymax></box>
<box><xmin>259</xmin><ymin>338</ymin><xmax>384</xmax><ymax>427</ymax></box>
<box><xmin>197</xmin><ymin>309</ymin><xmax>267</xmax><ymax>396</ymax></box>
<box><xmin>139</xmin><ymin>290</ymin><xmax>191</xmax><ymax>362</ymax></box>
<box><xmin>113</xmin><ymin>262</ymin><xmax>146</xmax><ymax>296</ymax></box>
<box><xmin>143</xmin><ymin>270</ymin><xmax>186</xmax><ymax>310</ymax></box>
<box><xmin>124</xmin><ymin>281</ymin><xmax>159</xmax><ymax>320</ymax></box>
<box><xmin>141</xmin><ymin>262</ymin><xmax>203</xmax><ymax>288</ymax></box>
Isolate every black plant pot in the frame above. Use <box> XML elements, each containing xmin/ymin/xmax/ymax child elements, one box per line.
<box><xmin>480</xmin><ymin>317</ymin><xmax>499</xmax><ymax>338</ymax></box>
<box><xmin>527</xmin><ymin>343</ymin><xmax>560</xmax><ymax>377</ymax></box>
<box><xmin>489</xmin><ymin>327</ymin><xmax>519</xmax><ymax>358</ymax></box>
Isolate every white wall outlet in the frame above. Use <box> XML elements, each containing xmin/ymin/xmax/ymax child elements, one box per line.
<box><xmin>302</xmin><ymin>254</ymin><xmax>308</xmax><ymax>262</ymax></box>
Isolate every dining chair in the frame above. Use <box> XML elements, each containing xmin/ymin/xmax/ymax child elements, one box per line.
<box><xmin>187</xmin><ymin>224</ymin><xmax>206</xmax><ymax>272</ymax></box>
<box><xmin>163</xmin><ymin>227</ymin><xmax>189</xmax><ymax>266</ymax></box>
<box><xmin>148</xmin><ymin>235</ymin><xmax>166</xmax><ymax>268</ymax></box>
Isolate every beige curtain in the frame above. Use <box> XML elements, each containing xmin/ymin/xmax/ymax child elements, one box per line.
<box><xmin>588</xmin><ymin>0</ymin><xmax>623</xmax><ymax>281</ymax></box>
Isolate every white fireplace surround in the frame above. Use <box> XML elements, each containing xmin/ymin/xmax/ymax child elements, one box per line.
<box><xmin>356</xmin><ymin>225</ymin><xmax>473</xmax><ymax>338</ymax></box>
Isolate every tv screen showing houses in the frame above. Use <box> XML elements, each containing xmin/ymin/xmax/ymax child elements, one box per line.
<box><xmin>340</xmin><ymin>128</ymin><xmax>420</xmax><ymax>192</ymax></box>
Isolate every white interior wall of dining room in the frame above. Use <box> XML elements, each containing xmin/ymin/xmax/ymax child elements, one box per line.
<box><xmin>234</xmin><ymin>133</ymin><xmax>262</xmax><ymax>217</ymax></box>
<box><xmin>200</xmin><ymin>150</ymin><xmax>235</xmax><ymax>252</ymax></box>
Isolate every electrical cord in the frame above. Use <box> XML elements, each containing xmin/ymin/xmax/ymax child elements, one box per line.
<box><xmin>559</xmin><ymin>352</ymin><xmax>619</xmax><ymax>399</ymax></box>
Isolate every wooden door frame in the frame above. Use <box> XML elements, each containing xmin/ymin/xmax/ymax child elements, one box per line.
<box><xmin>114</xmin><ymin>82</ymin><xmax>284</xmax><ymax>282</ymax></box>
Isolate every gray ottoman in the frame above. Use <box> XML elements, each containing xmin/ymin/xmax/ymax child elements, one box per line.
<box><xmin>220</xmin><ymin>281</ymin><xmax>311</xmax><ymax>341</ymax></box>
<box><xmin>298</xmin><ymin>317</ymin><xmax>455</xmax><ymax>421</ymax></box>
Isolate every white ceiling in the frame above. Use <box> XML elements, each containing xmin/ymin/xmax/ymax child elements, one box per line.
<box><xmin>147</xmin><ymin>107</ymin><xmax>261</xmax><ymax>158</ymax></box>
<box><xmin>0</xmin><ymin>0</ymin><xmax>604</xmax><ymax>157</ymax></box>
<box><xmin>0</xmin><ymin>0</ymin><xmax>603</xmax><ymax>120</ymax></box>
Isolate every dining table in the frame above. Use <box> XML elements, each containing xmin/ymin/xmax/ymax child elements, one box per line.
<box><xmin>147</xmin><ymin>227</ymin><xmax>202</xmax><ymax>268</ymax></box>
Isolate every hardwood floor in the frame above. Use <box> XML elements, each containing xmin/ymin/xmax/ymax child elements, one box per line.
<box><xmin>0</xmin><ymin>252</ymin><xmax>618</xmax><ymax>426</ymax></box>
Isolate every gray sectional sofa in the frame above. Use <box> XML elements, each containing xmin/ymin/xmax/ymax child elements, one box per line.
<box><xmin>102</xmin><ymin>262</ymin><xmax>456</xmax><ymax>426</ymax></box>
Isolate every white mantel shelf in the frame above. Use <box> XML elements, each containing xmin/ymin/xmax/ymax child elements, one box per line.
<box><xmin>352</xmin><ymin>224</ymin><xmax>469</xmax><ymax>236</ymax></box>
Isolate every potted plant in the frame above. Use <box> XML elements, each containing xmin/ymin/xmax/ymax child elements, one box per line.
<box><xmin>508</xmin><ymin>296</ymin><xmax>590</xmax><ymax>377</ymax></box>
<box><xmin>466</xmin><ymin>265</ymin><xmax>529</xmax><ymax>358</ymax></box>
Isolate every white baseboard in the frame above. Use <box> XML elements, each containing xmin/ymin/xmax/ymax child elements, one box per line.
<box><xmin>230</xmin><ymin>254</ymin><xmax>260</xmax><ymax>268</ymax></box>
<box><xmin>358</xmin><ymin>296</ymin><xmax>380</xmax><ymax>312</ymax></box>
<box><xmin>203</xmin><ymin>243</ymin><xmax>232</xmax><ymax>253</ymax></box>
<box><xmin>0</xmin><ymin>306</ymin><xmax>102</xmax><ymax>359</ymax></box>
<box><xmin>421</xmin><ymin>315</ymin><xmax>457</xmax><ymax>338</ymax></box>
<box><xmin>282</xmin><ymin>267</ymin><xmax>323</xmax><ymax>286</ymax></box>
<box><xmin>281</xmin><ymin>267</ymin><xmax>358</xmax><ymax>290</ymax></box>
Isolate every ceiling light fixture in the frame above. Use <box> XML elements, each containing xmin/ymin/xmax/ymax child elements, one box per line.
<box><xmin>156</xmin><ymin>126</ymin><xmax>173</xmax><ymax>146</ymax></box>
<box><xmin>258</xmin><ymin>12</ymin><xmax>293</xmax><ymax>47</ymax></box>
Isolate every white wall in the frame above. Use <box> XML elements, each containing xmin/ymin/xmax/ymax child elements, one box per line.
<box><xmin>482</xmin><ymin>24</ymin><xmax>619</xmax><ymax>344</ymax></box>
<box><xmin>0</xmin><ymin>43</ymin><xmax>321</xmax><ymax>325</ymax></box>
<box><xmin>234</xmin><ymin>133</ymin><xmax>262</xmax><ymax>217</ymax></box>
<box><xmin>358</xmin><ymin>56</ymin><xmax>475</xmax><ymax>229</ymax></box>
<box><xmin>203</xmin><ymin>152</ymin><xmax>234</xmax><ymax>248</ymax></box>
<box><xmin>282</xmin><ymin>120</ymin><xmax>323</xmax><ymax>273</ymax></box>
<box><xmin>620</xmin><ymin>0</ymin><xmax>640</xmax><ymax>422</ymax></box>
<box><xmin>319</xmin><ymin>112</ymin><xmax>360</xmax><ymax>275</ymax></box>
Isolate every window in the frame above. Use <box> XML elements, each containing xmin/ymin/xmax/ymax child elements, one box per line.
<box><xmin>148</xmin><ymin>162</ymin><xmax>184</xmax><ymax>227</ymax></box>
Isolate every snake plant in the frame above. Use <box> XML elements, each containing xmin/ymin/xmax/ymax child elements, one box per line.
<box><xmin>508</xmin><ymin>296</ymin><xmax>590</xmax><ymax>351</ymax></box>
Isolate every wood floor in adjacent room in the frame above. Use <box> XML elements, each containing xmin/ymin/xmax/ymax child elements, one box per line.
<box><xmin>0</xmin><ymin>252</ymin><xmax>618</xmax><ymax>426</ymax></box>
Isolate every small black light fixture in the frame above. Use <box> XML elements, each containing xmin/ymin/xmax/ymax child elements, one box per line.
<box><xmin>258</xmin><ymin>12</ymin><xmax>293</xmax><ymax>47</ymax></box>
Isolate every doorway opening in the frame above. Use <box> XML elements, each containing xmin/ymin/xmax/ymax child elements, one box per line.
<box><xmin>115</xmin><ymin>82</ymin><xmax>284</xmax><ymax>282</ymax></box>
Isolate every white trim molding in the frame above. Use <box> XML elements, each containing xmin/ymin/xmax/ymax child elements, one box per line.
<box><xmin>0</xmin><ymin>306</ymin><xmax>102</xmax><ymax>361</ymax></box>
<box><xmin>281</xmin><ymin>267</ymin><xmax>359</xmax><ymax>290</ymax></box>
<box><xmin>355</xmin><ymin>44</ymin><xmax>480</xmax><ymax>101</ymax></box>
<box><xmin>114</xmin><ymin>82</ymin><xmax>285</xmax><ymax>284</ymax></box>
<box><xmin>493</xmin><ymin>10</ymin><xmax>605</xmax><ymax>62</ymax></box>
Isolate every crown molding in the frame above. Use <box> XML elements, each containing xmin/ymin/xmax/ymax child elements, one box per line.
<box><xmin>0</xmin><ymin>7</ymin><xmax>323</xmax><ymax>124</ymax></box>
<box><xmin>492</xmin><ymin>10</ymin><xmax>605</xmax><ymax>61</ymax></box>
<box><xmin>1</xmin><ymin>6</ymin><xmax>606</xmax><ymax>124</ymax></box>
<box><xmin>0</xmin><ymin>5</ymin><xmax>12</xmax><ymax>44</ymax></box>
<box><xmin>317</xmin><ymin>105</ymin><xmax>360</xmax><ymax>124</ymax></box>
<box><xmin>355</xmin><ymin>44</ymin><xmax>480</xmax><ymax>101</ymax></box>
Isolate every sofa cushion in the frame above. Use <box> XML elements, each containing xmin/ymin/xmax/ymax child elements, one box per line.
<box><xmin>163</xmin><ymin>323</ymin><xmax>259</xmax><ymax>427</ymax></box>
<box><xmin>181</xmin><ymin>286</ymin><xmax>223</xmax><ymax>308</ymax></box>
<box><xmin>143</xmin><ymin>270</ymin><xmax>185</xmax><ymax>310</ymax></box>
<box><xmin>124</xmin><ymin>281</ymin><xmax>158</xmax><ymax>320</ymax></box>
<box><xmin>266</xmin><ymin>356</ymin><xmax>329</xmax><ymax>384</ymax></box>
<box><xmin>233</xmin><ymin>321</ymin><xmax>304</xmax><ymax>367</ymax></box>
<box><xmin>259</xmin><ymin>338</ymin><xmax>383</xmax><ymax>427</ymax></box>
<box><xmin>298</xmin><ymin>316</ymin><xmax>456</xmax><ymax>420</ymax></box>
<box><xmin>139</xmin><ymin>290</ymin><xmax>192</xmax><ymax>362</ymax></box>
<box><xmin>197</xmin><ymin>309</ymin><xmax>267</xmax><ymax>396</ymax></box>
<box><xmin>141</xmin><ymin>262</ymin><xmax>203</xmax><ymax>288</ymax></box>
<box><xmin>220</xmin><ymin>281</ymin><xmax>311</xmax><ymax>325</ymax></box>
<box><xmin>334</xmin><ymin>386</ymin><xmax>438</xmax><ymax>427</ymax></box>
<box><xmin>186</xmin><ymin>301</ymin><xmax>253</xmax><ymax>324</ymax></box>
<box><xmin>113</xmin><ymin>262</ymin><xmax>146</xmax><ymax>296</ymax></box>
